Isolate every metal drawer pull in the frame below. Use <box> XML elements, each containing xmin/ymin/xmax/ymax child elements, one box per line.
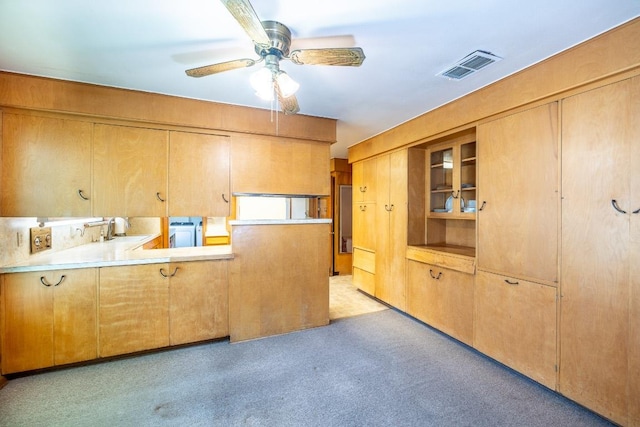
<box><xmin>359</xmin><ymin>205</ymin><xmax>367</xmax><ymax>211</ymax></box>
<box><xmin>385</xmin><ymin>204</ymin><xmax>394</xmax><ymax>212</ymax></box>
<box><xmin>633</xmin><ymin>207</ymin><xmax>640</xmax><ymax>214</ymax></box>
<box><xmin>40</xmin><ymin>275</ymin><xmax>66</xmax><ymax>287</ymax></box>
<box><xmin>78</xmin><ymin>189</ymin><xmax>89</xmax><ymax>200</ymax></box>
<box><xmin>156</xmin><ymin>192</ymin><xmax>166</xmax><ymax>202</ymax></box>
<box><xmin>159</xmin><ymin>267</ymin><xmax>179</xmax><ymax>278</ymax></box>
<box><xmin>360</xmin><ymin>186</ymin><xmax>367</xmax><ymax>193</ymax></box>
<box><xmin>429</xmin><ymin>269</ymin><xmax>442</xmax><ymax>280</ymax></box>
<box><xmin>611</xmin><ymin>199</ymin><xmax>627</xmax><ymax>214</ymax></box>
<box><xmin>222</xmin><ymin>193</ymin><xmax>229</xmax><ymax>203</ymax></box>
<box><xmin>478</xmin><ymin>201</ymin><xmax>487</xmax><ymax>211</ymax></box>
<box><xmin>505</xmin><ymin>279</ymin><xmax>519</xmax><ymax>285</ymax></box>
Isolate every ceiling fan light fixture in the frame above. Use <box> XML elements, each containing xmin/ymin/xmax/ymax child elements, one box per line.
<box><xmin>250</xmin><ymin>67</ymin><xmax>275</xmax><ymax>100</ymax></box>
<box><xmin>275</xmin><ymin>71</ymin><xmax>299</xmax><ymax>98</ymax></box>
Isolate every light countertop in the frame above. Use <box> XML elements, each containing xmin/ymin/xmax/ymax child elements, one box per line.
<box><xmin>229</xmin><ymin>219</ymin><xmax>332</xmax><ymax>225</ymax></box>
<box><xmin>0</xmin><ymin>235</ymin><xmax>234</xmax><ymax>274</ymax></box>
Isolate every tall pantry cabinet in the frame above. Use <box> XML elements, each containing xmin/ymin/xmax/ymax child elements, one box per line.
<box><xmin>560</xmin><ymin>76</ymin><xmax>640</xmax><ymax>426</ymax></box>
<box><xmin>351</xmin><ymin>158</ymin><xmax>377</xmax><ymax>295</ymax></box>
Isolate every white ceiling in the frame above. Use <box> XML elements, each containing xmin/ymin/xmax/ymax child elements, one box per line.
<box><xmin>1</xmin><ymin>1</ymin><xmax>639</xmax><ymax>158</ymax></box>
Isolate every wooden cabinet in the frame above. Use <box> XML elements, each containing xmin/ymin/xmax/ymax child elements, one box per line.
<box><xmin>1</xmin><ymin>269</ymin><xmax>97</xmax><ymax>374</ymax></box>
<box><xmin>559</xmin><ymin>77</ymin><xmax>639</xmax><ymax>426</ymax></box>
<box><xmin>231</xmin><ymin>134</ymin><xmax>330</xmax><ymax>196</ymax></box>
<box><xmin>428</xmin><ymin>139</ymin><xmax>476</xmax><ymax>219</ymax></box>
<box><xmin>477</xmin><ymin>103</ymin><xmax>559</xmax><ymax>285</ymax></box>
<box><xmin>352</xmin><ymin>199</ymin><xmax>376</xmax><ymax>252</ymax></box>
<box><xmin>169</xmin><ymin>131</ymin><xmax>230</xmax><ymax>217</ymax></box>
<box><xmin>375</xmin><ymin>150</ymin><xmax>408</xmax><ymax>311</ymax></box>
<box><xmin>169</xmin><ymin>261</ymin><xmax>229</xmax><ymax>345</ymax></box>
<box><xmin>99</xmin><ymin>261</ymin><xmax>228</xmax><ymax>357</ymax></box>
<box><xmin>474</xmin><ymin>270</ymin><xmax>557</xmax><ymax>389</ymax></box>
<box><xmin>352</xmin><ymin>247</ymin><xmax>375</xmax><ymax>295</ymax></box>
<box><xmin>1</xmin><ymin>113</ymin><xmax>92</xmax><ymax>217</ymax></box>
<box><xmin>99</xmin><ymin>264</ymin><xmax>170</xmax><ymax>357</ymax></box>
<box><xmin>352</xmin><ymin>157</ymin><xmax>376</xmax><ymax>203</ymax></box>
<box><xmin>406</xmin><ymin>259</ymin><xmax>473</xmax><ymax>345</ymax></box>
<box><xmin>93</xmin><ymin>124</ymin><xmax>168</xmax><ymax>217</ymax></box>
<box><xmin>229</xmin><ymin>223</ymin><xmax>330</xmax><ymax>342</ymax></box>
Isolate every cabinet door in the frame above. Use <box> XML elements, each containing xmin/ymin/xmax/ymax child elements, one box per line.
<box><xmin>99</xmin><ymin>264</ymin><xmax>170</xmax><ymax>357</ymax></box>
<box><xmin>406</xmin><ymin>260</ymin><xmax>473</xmax><ymax>345</ymax></box>
<box><xmin>375</xmin><ymin>151</ymin><xmax>407</xmax><ymax>311</ymax></box>
<box><xmin>93</xmin><ymin>124</ymin><xmax>168</xmax><ymax>217</ymax></box>
<box><xmin>169</xmin><ymin>261</ymin><xmax>229</xmax><ymax>345</ymax></box>
<box><xmin>1</xmin><ymin>272</ymin><xmax>53</xmax><ymax>374</ymax></box>
<box><xmin>52</xmin><ymin>269</ymin><xmax>98</xmax><ymax>366</ymax></box>
<box><xmin>477</xmin><ymin>103</ymin><xmax>558</xmax><ymax>284</ymax></box>
<box><xmin>474</xmin><ymin>271</ymin><xmax>557</xmax><ymax>389</ymax></box>
<box><xmin>169</xmin><ymin>131</ymin><xmax>230</xmax><ymax>217</ymax></box>
<box><xmin>1</xmin><ymin>269</ymin><xmax>97</xmax><ymax>374</ymax></box>
<box><xmin>1</xmin><ymin>114</ymin><xmax>92</xmax><ymax>216</ymax></box>
<box><xmin>352</xmin><ymin>202</ymin><xmax>376</xmax><ymax>251</ymax></box>
<box><xmin>560</xmin><ymin>78</ymin><xmax>636</xmax><ymax>425</ymax></box>
<box><xmin>352</xmin><ymin>158</ymin><xmax>376</xmax><ymax>203</ymax></box>
<box><xmin>231</xmin><ymin>135</ymin><xmax>330</xmax><ymax>196</ymax></box>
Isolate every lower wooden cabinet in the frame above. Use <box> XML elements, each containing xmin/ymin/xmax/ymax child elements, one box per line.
<box><xmin>1</xmin><ymin>269</ymin><xmax>98</xmax><ymax>374</ymax></box>
<box><xmin>352</xmin><ymin>248</ymin><xmax>375</xmax><ymax>295</ymax></box>
<box><xmin>406</xmin><ymin>260</ymin><xmax>473</xmax><ymax>345</ymax></box>
<box><xmin>99</xmin><ymin>261</ymin><xmax>229</xmax><ymax>357</ymax></box>
<box><xmin>169</xmin><ymin>261</ymin><xmax>229</xmax><ymax>345</ymax></box>
<box><xmin>474</xmin><ymin>270</ymin><xmax>557</xmax><ymax>389</ymax></box>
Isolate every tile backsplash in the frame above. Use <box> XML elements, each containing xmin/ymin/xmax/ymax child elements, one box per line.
<box><xmin>0</xmin><ymin>217</ymin><xmax>161</xmax><ymax>267</ymax></box>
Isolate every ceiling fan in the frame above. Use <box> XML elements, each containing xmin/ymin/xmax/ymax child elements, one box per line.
<box><xmin>185</xmin><ymin>0</ymin><xmax>366</xmax><ymax>115</ymax></box>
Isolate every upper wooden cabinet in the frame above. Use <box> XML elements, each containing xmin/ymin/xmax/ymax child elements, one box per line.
<box><xmin>1</xmin><ymin>113</ymin><xmax>92</xmax><ymax>217</ymax></box>
<box><xmin>169</xmin><ymin>131</ymin><xmax>230</xmax><ymax>217</ymax></box>
<box><xmin>93</xmin><ymin>124</ymin><xmax>168</xmax><ymax>217</ymax></box>
<box><xmin>231</xmin><ymin>134</ymin><xmax>330</xmax><ymax>196</ymax></box>
<box><xmin>477</xmin><ymin>103</ymin><xmax>559</xmax><ymax>285</ymax></box>
<box><xmin>560</xmin><ymin>77</ymin><xmax>639</xmax><ymax>426</ymax></box>
<box><xmin>352</xmin><ymin>157</ymin><xmax>377</xmax><ymax>203</ymax></box>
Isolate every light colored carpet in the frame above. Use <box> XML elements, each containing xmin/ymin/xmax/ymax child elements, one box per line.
<box><xmin>0</xmin><ymin>309</ymin><xmax>612</xmax><ymax>427</ymax></box>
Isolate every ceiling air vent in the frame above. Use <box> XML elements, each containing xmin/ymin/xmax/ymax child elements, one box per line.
<box><xmin>438</xmin><ymin>50</ymin><xmax>502</xmax><ymax>80</ymax></box>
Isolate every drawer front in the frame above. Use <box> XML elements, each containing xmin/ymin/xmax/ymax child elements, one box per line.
<box><xmin>353</xmin><ymin>248</ymin><xmax>375</xmax><ymax>274</ymax></box>
<box><xmin>353</xmin><ymin>267</ymin><xmax>375</xmax><ymax>296</ymax></box>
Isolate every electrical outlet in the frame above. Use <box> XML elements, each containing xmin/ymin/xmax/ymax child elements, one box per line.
<box><xmin>30</xmin><ymin>227</ymin><xmax>52</xmax><ymax>253</ymax></box>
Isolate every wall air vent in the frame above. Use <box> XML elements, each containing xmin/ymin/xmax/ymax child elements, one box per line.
<box><xmin>438</xmin><ymin>50</ymin><xmax>502</xmax><ymax>80</ymax></box>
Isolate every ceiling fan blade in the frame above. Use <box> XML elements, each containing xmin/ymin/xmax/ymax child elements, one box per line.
<box><xmin>288</xmin><ymin>47</ymin><xmax>365</xmax><ymax>66</ymax></box>
<box><xmin>185</xmin><ymin>58</ymin><xmax>256</xmax><ymax>77</ymax></box>
<box><xmin>220</xmin><ymin>0</ymin><xmax>271</xmax><ymax>50</ymax></box>
<box><xmin>275</xmin><ymin>84</ymin><xmax>300</xmax><ymax>115</ymax></box>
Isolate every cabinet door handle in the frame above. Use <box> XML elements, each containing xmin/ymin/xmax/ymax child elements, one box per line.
<box><xmin>611</xmin><ymin>199</ymin><xmax>627</xmax><ymax>214</ymax></box>
<box><xmin>478</xmin><ymin>201</ymin><xmax>487</xmax><ymax>211</ymax></box>
<box><xmin>360</xmin><ymin>186</ymin><xmax>367</xmax><ymax>193</ymax></box>
<box><xmin>429</xmin><ymin>269</ymin><xmax>442</xmax><ymax>280</ymax></box>
<box><xmin>159</xmin><ymin>267</ymin><xmax>179</xmax><ymax>278</ymax></box>
<box><xmin>222</xmin><ymin>193</ymin><xmax>229</xmax><ymax>203</ymax></box>
<box><xmin>40</xmin><ymin>275</ymin><xmax>65</xmax><ymax>287</ymax></box>
<box><xmin>451</xmin><ymin>190</ymin><xmax>460</xmax><ymax>199</ymax></box>
<box><xmin>633</xmin><ymin>208</ymin><xmax>640</xmax><ymax>214</ymax></box>
<box><xmin>77</xmin><ymin>189</ymin><xmax>89</xmax><ymax>200</ymax></box>
<box><xmin>156</xmin><ymin>192</ymin><xmax>166</xmax><ymax>202</ymax></box>
<box><xmin>385</xmin><ymin>204</ymin><xmax>394</xmax><ymax>212</ymax></box>
<box><xmin>359</xmin><ymin>205</ymin><xmax>367</xmax><ymax>212</ymax></box>
<box><xmin>505</xmin><ymin>279</ymin><xmax>519</xmax><ymax>285</ymax></box>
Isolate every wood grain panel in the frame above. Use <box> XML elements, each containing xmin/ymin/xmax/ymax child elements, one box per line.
<box><xmin>99</xmin><ymin>264</ymin><xmax>170</xmax><ymax>357</ymax></box>
<box><xmin>352</xmin><ymin>267</ymin><xmax>375</xmax><ymax>296</ymax></box>
<box><xmin>228</xmin><ymin>224</ymin><xmax>330</xmax><ymax>342</ymax></box>
<box><xmin>474</xmin><ymin>270</ymin><xmax>557</xmax><ymax>389</ymax></box>
<box><xmin>169</xmin><ymin>261</ymin><xmax>229</xmax><ymax>345</ymax></box>
<box><xmin>406</xmin><ymin>260</ymin><xmax>474</xmax><ymax>345</ymax></box>
<box><xmin>477</xmin><ymin>103</ymin><xmax>558</xmax><ymax>284</ymax></box>
<box><xmin>560</xmin><ymin>78</ymin><xmax>634</xmax><ymax>425</ymax></box>
<box><xmin>169</xmin><ymin>131</ymin><xmax>230</xmax><ymax>217</ymax></box>
<box><xmin>405</xmin><ymin>246</ymin><xmax>475</xmax><ymax>275</ymax></box>
<box><xmin>352</xmin><ymin>248</ymin><xmax>375</xmax><ymax>274</ymax></box>
<box><xmin>1</xmin><ymin>113</ymin><xmax>92</xmax><ymax>216</ymax></box>
<box><xmin>93</xmin><ymin>124</ymin><xmax>168</xmax><ymax>217</ymax></box>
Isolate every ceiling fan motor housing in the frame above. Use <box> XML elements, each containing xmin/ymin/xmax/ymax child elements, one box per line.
<box><xmin>255</xmin><ymin>20</ymin><xmax>292</xmax><ymax>57</ymax></box>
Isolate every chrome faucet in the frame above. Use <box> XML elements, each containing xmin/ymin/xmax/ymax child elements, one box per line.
<box><xmin>106</xmin><ymin>218</ymin><xmax>115</xmax><ymax>241</ymax></box>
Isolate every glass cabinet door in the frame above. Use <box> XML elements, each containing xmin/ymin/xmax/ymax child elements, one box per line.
<box><xmin>428</xmin><ymin>141</ymin><xmax>476</xmax><ymax>217</ymax></box>
<box><xmin>430</xmin><ymin>147</ymin><xmax>454</xmax><ymax>214</ymax></box>
<box><xmin>459</xmin><ymin>141</ymin><xmax>477</xmax><ymax>216</ymax></box>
